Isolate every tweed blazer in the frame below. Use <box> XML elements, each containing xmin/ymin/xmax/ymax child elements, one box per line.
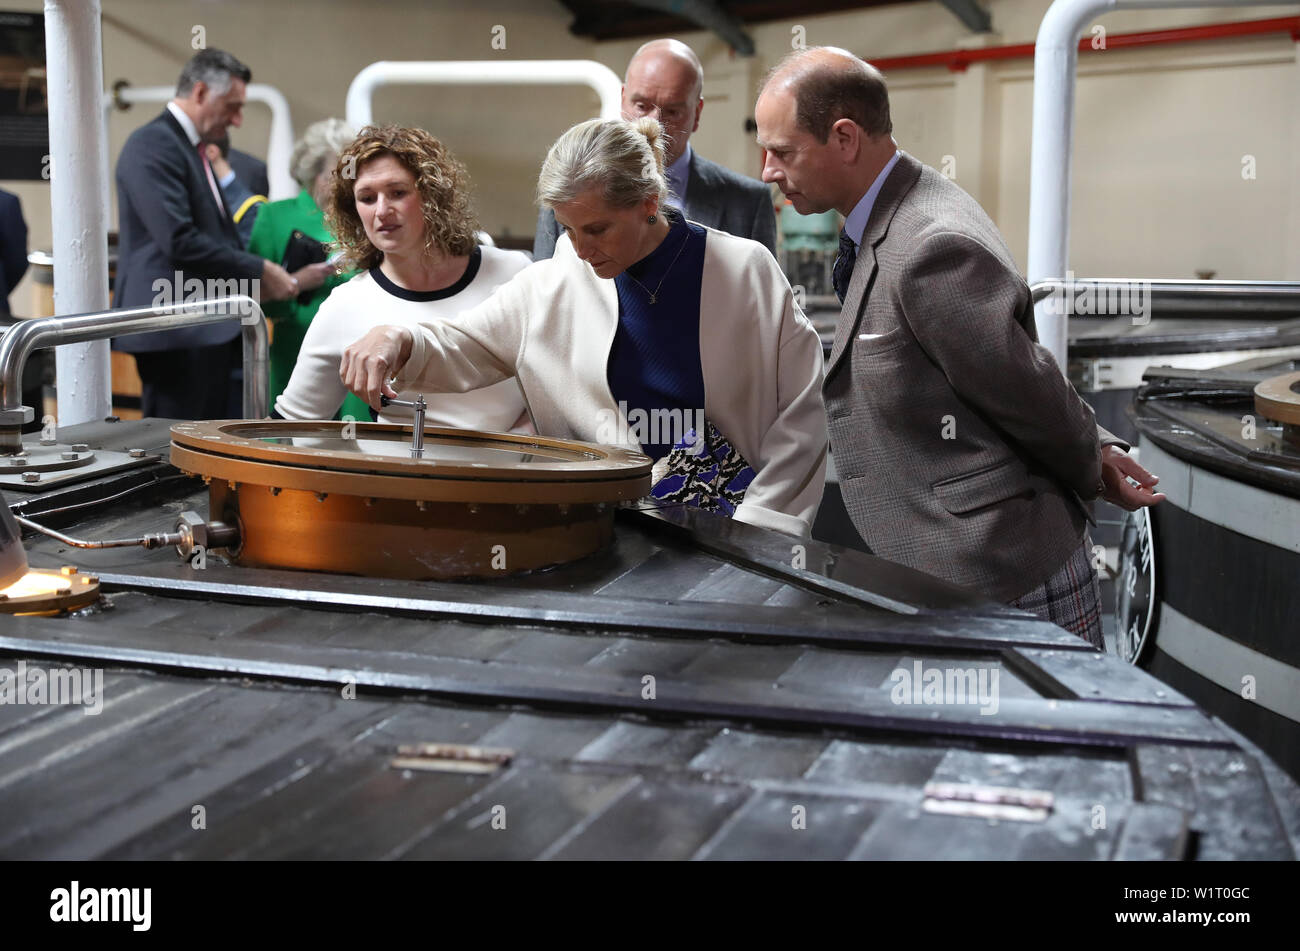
<box><xmin>824</xmin><ymin>151</ymin><xmax>1116</xmax><ymax>601</ymax></box>
<box><xmin>398</xmin><ymin>223</ymin><xmax>828</xmax><ymax>537</ymax></box>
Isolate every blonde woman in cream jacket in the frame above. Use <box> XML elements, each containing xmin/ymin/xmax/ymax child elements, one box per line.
<box><xmin>342</xmin><ymin>118</ymin><xmax>827</xmax><ymax>538</ymax></box>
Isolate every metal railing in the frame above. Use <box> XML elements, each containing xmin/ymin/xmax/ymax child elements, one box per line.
<box><xmin>1029</xmin><ymin>279</ymin><xmax>1300</xmax><ymax>317</ymax></box>
<box><xmin>0</xmin><ymin>296</ymin><xmax>269</xmax><ymax>452</ymax></box>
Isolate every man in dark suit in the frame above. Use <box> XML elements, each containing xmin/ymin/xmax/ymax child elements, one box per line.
<box><xmin>533</xmin><ymin>39</ymin><xmax>776</xmax><ymax>260</ymax></box>
<box><xmin>205</xmin><ymin>138</ymin><xmax>267</xmax><ymax>244</ymax></box>
<box><xmin>113</xmin><ymin>48</ymin><xmax>295</xmax><ymax>419</ymax></box>
<box><xmin>0</xmin><ymin>187</ymin><xmax>43</xmax><ymax>422</ymax></box>
<box><xmin>756</xmin><ymin>48</ymin><xmax>1164</xmax><ymax>646</ymax></box>
<box><xmin>227</xmin><ymin>145</ymin><xmax>270</xmax><ymax>198</ymax></box>
<box><xmin>0</xmin><ymin>187</ymin><xmax>27</xmax><ymax>314</ymax></box>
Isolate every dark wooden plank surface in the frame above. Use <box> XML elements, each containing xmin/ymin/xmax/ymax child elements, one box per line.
<box><xmin>0</xmin><ymin>614</ymin><xmax>1232</xmax><ymax>751</ymax></box>
<box><xmin>0</xmin><ymin>659</ymin><xmax>1289</xmax><ymax>860</ymax></box>
<box><xmin>2</xmin><ymin>418</ymin><xmax>1296</xmax><ymax>860</ymax></box>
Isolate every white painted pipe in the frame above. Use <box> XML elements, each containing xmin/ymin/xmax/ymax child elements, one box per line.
<box><xmin>1026</xmin><ymin>0</ymin><xmax>1285</xmax><ymax>372</ymax></box>
<box><xmin>45</xmin><ymin>0</ymin><xmax>111</xmax><ymax>429</ymax></box>
<box><xmin>109</xmin><ymin>82</ymin><xmax>296</xmax><ymax>200</ymax></box>
<box><xmin>345</xmin><ymin>60</ymin><xmax>623</xmax><ymax>130</ymax></box>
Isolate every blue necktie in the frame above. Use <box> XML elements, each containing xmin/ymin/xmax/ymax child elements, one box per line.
<box><xmin>833</xmin><ymin>229</ymin><xmax>857</xmax><ymax>304</ymax></box>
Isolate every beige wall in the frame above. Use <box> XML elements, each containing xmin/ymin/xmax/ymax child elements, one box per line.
<box><xmin>4</xmin><ymin>0</ymin><xmax>1299</xmax><ymax>315</ymax></box>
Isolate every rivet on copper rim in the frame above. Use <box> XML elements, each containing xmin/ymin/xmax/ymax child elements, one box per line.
<box><xmin>316</xmin><ymin>492</ymin><xmax>328</xmax><ymax>502</ymax></box>
<box><xmin>269</xmin><ymin>486</ymin><xmax>281</xmax><ymax>495</ymax></box>
<box><xmin>467</xmin><ymin>503</ymin><xmax>479</xmax><ymax>514</ymax></box>
<box><xmin>416</xmin><ymin>500</ymin><xmax>428</xmax><ymax>511</ymax></box>
<box><xmin>364</xmin><ymin>498</ymin><xmax>375</xmax><ymax>507</ymax></box>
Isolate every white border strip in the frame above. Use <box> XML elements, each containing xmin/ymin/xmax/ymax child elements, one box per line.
<box><xmin>1158</xmin><ymin>603</ymin><xmax>1300</xmax><ymax>724</ymax></box>
<box><xmin>1141</xmin><ymin>439</ymin><xmax>1300</xmax><ymax>554</ymax></box>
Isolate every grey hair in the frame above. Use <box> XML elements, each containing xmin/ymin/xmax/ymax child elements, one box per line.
<box><xmin>290</xmin><ymin>118</ymin><xmax>356</xmax><ymax>187</ymax></box>
<box><xmin>176</xmin><ymin>48</ymin><xmax>250</xmax><ymax>99</ymax></box>
<box><xmin>537</xmin><ymin>117</ymin><xmax>667</xmax><ymax>211</ymax></box>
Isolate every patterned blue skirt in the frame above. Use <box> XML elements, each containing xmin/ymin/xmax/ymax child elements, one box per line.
<box><xmin>649</xmin><ymin>419</ymin><xmax>755</xmax><ymax>516</ymax></box>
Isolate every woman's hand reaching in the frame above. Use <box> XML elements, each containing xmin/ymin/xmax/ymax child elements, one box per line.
<box><xmin>340</xmin><ymin>325</ymin><xmax>415</xmax><ymax>409</ymax></box>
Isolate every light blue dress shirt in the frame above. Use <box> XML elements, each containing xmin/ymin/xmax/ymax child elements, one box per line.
<box><xmin>843</xmin><ymin>149</ymin><xmax>901</xmax><ymax>251</ymax></box>
<box><xmin>665</xmin><ymin>144</ymin><xmax>692</xmax><ymax>209</ymax></box>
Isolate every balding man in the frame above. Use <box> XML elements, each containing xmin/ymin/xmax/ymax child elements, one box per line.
<box><xmin>755</xmin><ymin>47</ymin><xmax>1163</xmax><ymax>647</ymax></box>
<box><xmin>533</xmin><ymin>39</ymin><xmax>776</xmax><ymax>259</ymax></box>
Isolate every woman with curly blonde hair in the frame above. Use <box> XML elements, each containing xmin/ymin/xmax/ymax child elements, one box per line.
<box><xmin>275</xmin><ymin>124</ymin><xmax>532</xmax><ymax>431</ymax></box>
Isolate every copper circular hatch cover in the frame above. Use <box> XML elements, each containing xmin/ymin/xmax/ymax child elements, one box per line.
<box><xmin>1254</xmin><ymin>370</ymin><xmax>1300</xmax><ymax>449</ymax></box>
<box><xmin>170</xmin><ymin>420</ymin><xmax>653</xmax><ymax>580</ymax></box>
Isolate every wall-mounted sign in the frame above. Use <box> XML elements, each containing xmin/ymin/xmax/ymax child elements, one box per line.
<box><xmin>0</xmin><ymin>10</ymin><xmax>48</xmax><ymax>180</ymax></box>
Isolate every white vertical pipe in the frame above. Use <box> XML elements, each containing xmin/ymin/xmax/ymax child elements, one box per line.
<box><xmin>248</xmin><ymin>84</ymin><xmax>295</xmax><ymax>201</ymax></box>
<box><xmin>1026</xmin><ymin>0</ymin><xmax>1282</xmax><ymax>373</ymax></box>
<box><xmin>45</xmin><ymin>0</ymin><xmax>111</xmax><ymax>428</ymax></box>
<box><xmin>345</xmin><ymin>60</ymin><xmax>624</xmax><ymax>131</ymax></box>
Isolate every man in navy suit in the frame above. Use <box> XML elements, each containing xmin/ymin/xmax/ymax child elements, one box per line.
<box><xmin>0</xmin><ymin>187</ymin><xmax>27</xmax><ymax>315</ymax></box>
<box><xmin>204</xmin><ymin>137</ymin><xmax>267</xmax><ymax>245</ymax></box>
<box><xmin>533</xmin><ymin>39</ymin><xmax>777</xmax><ymax>260</ymax></box>
<box><xmin>113</xmin><ymin>48</ymin><xmax>296</xmax><ymax>419</ymax></box>
<box><xmin>227</xmin><ymin>145</ymin><xmax>270</xmax><ymax>198</ymax></box>
<box><xmin>0</xmin><ymin>187</ymin><xmax>43</xmax><ymax>424</ymax></box>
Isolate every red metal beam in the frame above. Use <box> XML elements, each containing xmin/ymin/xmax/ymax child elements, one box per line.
<box><xmin>869</xmin><ymin>15</ymin><xmax>1300</xmax><ymax>73</ymax></box>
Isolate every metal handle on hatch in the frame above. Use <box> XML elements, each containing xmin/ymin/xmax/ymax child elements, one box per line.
<box><xmin>379</xmin><ymin>394</ymin><xmax>427</xmax><ymax>458</ymax></box>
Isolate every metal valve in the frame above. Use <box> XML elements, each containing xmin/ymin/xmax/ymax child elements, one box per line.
<box><xmin>174</xmin><ymin>511</ymin><xmax>240</xmax><ymax>560</ymax></box>
<box><xmin>380</xmin><ymin>394</ymin><xmax>427</xmax><ymax>458</ymax></box>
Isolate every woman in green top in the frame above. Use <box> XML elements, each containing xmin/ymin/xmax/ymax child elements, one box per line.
<box><xmin>247</xmin><ymin>118</ymin><xmax>357</xmax><ymax>409</ymax></box>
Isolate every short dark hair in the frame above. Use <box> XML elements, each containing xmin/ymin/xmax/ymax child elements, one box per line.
<box><xmin>176</xmin><ymin>48</ymin><xmax>251</xmax><ymax>98</ymax></box>
<box><xmin>766</xmin><ymin>50</ymin><xmax>892</xmax><ymax>143</ymax></box>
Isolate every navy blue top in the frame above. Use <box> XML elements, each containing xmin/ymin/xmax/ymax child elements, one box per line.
<box><xmin>607</xmin><ymin>212</ymin><xmax>708</xmax><ymax>460</ymax></box>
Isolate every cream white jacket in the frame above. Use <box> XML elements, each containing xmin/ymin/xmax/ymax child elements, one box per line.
<box><xmin>398</xmin><ymin>225</ymin><xmax>828</xmax><ymax>537</ymax></box>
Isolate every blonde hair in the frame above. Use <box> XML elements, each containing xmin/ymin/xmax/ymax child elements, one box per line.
<box><xmin>536</xmin><ymin>117</ymin><xmax>668</xmax><ymax>211</ymax></box>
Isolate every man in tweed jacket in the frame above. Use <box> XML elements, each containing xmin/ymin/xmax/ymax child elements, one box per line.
<box><xmin>755</xmin><ymin>48</ymin><xmax>1164</xmax><ymax>644</ymax></box>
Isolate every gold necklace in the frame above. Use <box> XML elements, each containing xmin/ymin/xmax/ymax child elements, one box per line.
<box><xmin>621</xmin><ymin>225</ymin><xmax>691</xmax><ymax>305</ymax></box>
